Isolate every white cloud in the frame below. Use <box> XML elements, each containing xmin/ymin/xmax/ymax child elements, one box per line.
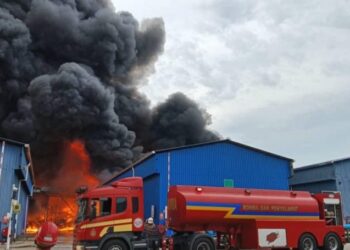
<box><xmin>113</xmin><ymin>0</ymin><xmax>350</xmax><ymax>166</ymax></box>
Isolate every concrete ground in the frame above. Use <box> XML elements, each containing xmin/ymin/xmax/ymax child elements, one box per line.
<box><xmin>0</xmin><ymin>237</ymin><xmax>349</xmax><ymax>249</ymax></box>
<box><xmin>0</xmin><ymin>236</ymin><xmax>72</xmax><ymax>249</ymax></box>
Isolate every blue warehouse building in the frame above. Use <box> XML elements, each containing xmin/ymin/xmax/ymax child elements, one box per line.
<box><xmin>0</xmin><ymin>138</ymin><xmax>35</xmax><ymax>240</ymax></box>
<box><xmin>290</xmin><ymin>157</ymin><xmax>350</xmax><ymax>221</ymax></box>
<box><xmin>105</xmin><ymin>139</ymin><xmax>293</xmax><ymax>223</ymax></box>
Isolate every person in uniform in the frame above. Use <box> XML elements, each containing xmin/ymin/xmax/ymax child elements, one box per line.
<box><xmin>143</xmin><ymin>217</ymin><xmax>161</xmax><ymax>249</ymax></box>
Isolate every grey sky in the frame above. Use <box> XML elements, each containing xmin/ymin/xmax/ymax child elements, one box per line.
<box><xmin>112</xmin><ymin>0</ymin><xmax>350</xmax><ymax>167</ymax></box>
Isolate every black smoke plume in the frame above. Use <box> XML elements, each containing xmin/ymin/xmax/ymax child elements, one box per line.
<box><xmin>0</xmin><ymin>0</ymin><xmax>219</xmax><ymax>182</ymax></box>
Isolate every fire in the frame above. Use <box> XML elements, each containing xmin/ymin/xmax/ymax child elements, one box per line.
<box><xmin>26</xmin><ymin>226</ymin><xmax>39</xmax><ymax>234</ymax></box>
<box><xmin>51</xmin><ymin>140</ymin><xmax>100</xmax><ymax>192</ymax></box>
<box><xmin>27</xmin><ymin>140</ymin><xmax>100</xmax><ymax>234</ymax></box>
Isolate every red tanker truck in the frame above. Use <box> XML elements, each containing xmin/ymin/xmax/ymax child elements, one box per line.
<box><xmin>73</xmin><ymin>177</ymin><xmax>345</xmax><ymax>250</ymax></box>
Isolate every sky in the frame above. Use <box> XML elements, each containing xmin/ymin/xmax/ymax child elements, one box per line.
<box><xmin>112</xmin><ymin>0</ymin><xmax>350</xmax><ymax>167</ymax></box>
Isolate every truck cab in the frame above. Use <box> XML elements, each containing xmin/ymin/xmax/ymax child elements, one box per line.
<box><xmin>313</xmin><ymin>192</ymin><xmax>343</xmax><ymax>226</ymax></box>
<box><xmin>73</xmin><ymin>177</ymin><xmax>146</xmax><ymax>250</ymax></box>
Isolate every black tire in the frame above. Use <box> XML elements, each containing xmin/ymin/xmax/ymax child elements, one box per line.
<box><xmin>299</xmin><ymin>234</ymin><xmax>318</xmax><ymax>250</ymax></box>
<box><xmin>323</xmin><ymin>233</ymin><xmax>343</xmax><ymax>250</ymax></box>
<box><xmin>174</xmin><ymin>243</ymin><xmax>187</xmax><ymax>250</ymax></box>
<box><xmin>192</xmin><ymin>237</ymin><xmax>215</xmax><ymax>250</ymax></box>
<box><xmin>102</xmin><ymin>239</ymin><xmax>128</xmax><ymax>250</ymax></box>
<box><xmin>173</xmin><ymin>234</ymin><xmax>189</xmax><ymax>250</ymax></box>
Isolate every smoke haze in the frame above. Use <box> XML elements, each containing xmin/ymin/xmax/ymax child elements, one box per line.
<box><xmin>0</xmin><ymin>0</ymin><xmax>219</xmax><ymax>182</ymax></box>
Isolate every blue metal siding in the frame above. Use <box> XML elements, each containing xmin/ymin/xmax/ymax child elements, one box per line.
<box><xmin>0</xmin><ymin>144</ymin><xmax>20</xmax><ymax>226</ymax></box>
<box><xmin>16</xmin><ymin>183</ymin><xmax>29</xmax><ymax>235</ymax></box>
<box><xmin>114</xmin><ymin>155</ymin><xmax>158</xmax><ymax>180</ymax></box>
<box><xmin>335</xmin><ymin>160</ymin><xmax>350</xmax><ymax>218</ymax></box>
<box><xmin>291</xmin><ymin>180</ymin><xmax>337</xmax><ymax>193</ymax></box>
<box><xmin>161</xmin><ymin>142</ymin><xmax>290</xmax><ymax>189</ymax></box>
<box><xmin>20</xmin><ymin>148</ymin><xmax>33</xmax><ymax>195</ymax></box>
<box><xmin>290</xmin><ymin>159</ymin><xmax>350</xmax><ymax>220</ymax></box>
<box><xmin>157</xmin><ymin>154</ymin><xmax>169</xmax><ymax>220</ymax></box>
<box><xmin>156</xmin><ymin>142</ymin><xmax>291</xmax><ymax>221</ymax></box>
<box><xmin>289</xmin><ymin>165</ymin><xmax>335</xmax><ymax>186</ymax></box>
<box><xmin>0</xmin><ymin>142</ymin><xmax>32</xmax><ymax>238</ymax></box>
<box><xmin>25</xmin><ymin>172</ymin><xmax>34</xmax><ymax>196</ymax></box>
<box><xmin>107</xmin><ymin>141</ymin><xmax>292</xmax><ymax>224</ymax></box>
<box><xmin>143</xmin><ymin>174</ymin><xmax>160</xmax><ymax>223</ymax></box>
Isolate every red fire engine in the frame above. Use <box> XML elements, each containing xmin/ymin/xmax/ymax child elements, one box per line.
<box><xmin>73</xmin><ymin>177</ymin><xmax>345</xmax><ymax>250</ymax></box>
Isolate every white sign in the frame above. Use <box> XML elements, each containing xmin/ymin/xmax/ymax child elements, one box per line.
<box><xmin>258</xmin><ymin>229</ymin><xmax>287</xmax><ymax>247</ymax></box>
<box><xmin>324</xmin><ymin>198</ymin><xmax>340</xmax><ymax>205</ymax></box>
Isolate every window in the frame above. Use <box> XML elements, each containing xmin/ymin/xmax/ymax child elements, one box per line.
<box><xmin>132</xmin><ymin>197</ymin><xmax>139</xmax><ymax>214</ymax></box>
<box><xmin>116</xmin><ymin>197</ymin><xmax>127</xmax><ymax>213</ymax></box>
<box><xmin>100</xmin><ymin>198</ymin><xmax>112</xmax><ymax>216</ymax></box>
<box><xmin>76</xmin><ymin>199</ymin><xmax>88</xmax><ymax>223</ymax></box>
<box><xmin>91</xmin><ymin>198</ymin><xmax>111</xmax><ymax>217</ymax></box>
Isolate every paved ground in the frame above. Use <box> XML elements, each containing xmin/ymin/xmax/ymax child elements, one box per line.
<box><xmin>1</xmin><ymin>236</ymin><xmax>349</xmax><ymax>249</ymax></box>
<box><xmin>0</xmin><ymin>236</ymin><xmax>72</xmax><ymax>249</ymax></box>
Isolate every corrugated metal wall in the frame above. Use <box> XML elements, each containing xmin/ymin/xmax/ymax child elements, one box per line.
<box><xmin>335</xmin><ymin>160</ymin><xmax>350</xmax><ymax>218</ymax></box>
<box><xmin>291</xmin><ymin>181</ymin><xmax>337</xmax><ymax>193</ymax></box>
<box><xmin>15</xmin><ymin>147</ymin><xmax>32</xmax><ymax>235</ymax></box>
<box><xmin>156</xmin><ymin>142</ymin><xmax>291</xmax><ymax>217</ymax></box>
<box><xmin>0</xmin><ymin>143</ymin><xmax>17</xmax><ymax>238</ymax></box>
<box><xmin>290</xmin><ymin>159</ymin><xmax>350</xmax><ymax>220</ymax></box>
<box><xmin>289</xmin><ymin>165</ymin><xmax>336</xmax><ymax>186</ymax></box>
<box><xmin>0</xmin><ymin>141</ymin><xmax>33</xmax><ymax>238</ymax></box>
<box><xmin>143</xmin><ymin>174</ymin><xmax>160</xmax><ymax>221</ymax></box>
<box><xmin>108</xmin><ymin>141</ymin><xmax>292</xmax><ymax>224</ymax></box>
<box><xmin>161</xmin><ymin>142</ymin><xmax>290</xmax><ymax>189</ymax></box>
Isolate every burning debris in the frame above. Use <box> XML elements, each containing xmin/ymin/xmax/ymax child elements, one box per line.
<box><xmin>27</xmin><ymin>196</ymin><xmax>76</xmax><ymax>234</ymax></box>
<box><xmin>27</xmin><ymin>140</ymin><xmax>99</xmax><ymax>233</ymax></box>
<box><xmin>0</xmin><ymin>0</ymin><xmax>219</xmax><ymax>232</ymax></box>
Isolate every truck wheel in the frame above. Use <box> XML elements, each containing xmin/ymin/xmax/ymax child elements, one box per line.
<box><xmin>299</xmin><ymin>234</ymin><xmax>318</xmax><ymax>250</ymax></box>
<box><xmin>102</xmin><ymin>239</ymin><xmax>128</xmax><ymax>250</ymax></box>
<box><xmin>323</xmin><ymin>233</ymin><xmax>343</xmax><ymax>250</ymax></box>
<box><xmin>192</xmin><ymin>237</ymin><xmax>215</xmax><ymax>250</ymax></box>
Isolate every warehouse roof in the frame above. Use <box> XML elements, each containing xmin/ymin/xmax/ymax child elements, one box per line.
<box><xmin>0</xmin><ymin>137</ymin><xmax>35</xmax><ymax>184</ymax></box>
<box><xmin>104</xmin><ymin>139</ymin><xmax>293</xmax><ymax>185</ymax></box>
<box><xmin>155</xmin><ymin>139</ymin><xmax>293</xmax><ymax>161</ymax></box>
<box><xmin>295</xmin><ymin>157</ymin><xmax>350</xmax><ymax>171</ymax></box>
<box><xmin>0</xmin><ymin>137</ymin><xmax>27</xmax><ymax>146</ymax></box>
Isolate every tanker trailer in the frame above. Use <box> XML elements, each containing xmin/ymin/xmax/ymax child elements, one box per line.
<box><xmin>73</xmin><ymin>177</ymin><xmax>345</xmax><ymax>250</ymax></box>
<box><xmin>167</xmin><ymin>185</ymin><xmax>345</xmax><ymax>250</ymax></box>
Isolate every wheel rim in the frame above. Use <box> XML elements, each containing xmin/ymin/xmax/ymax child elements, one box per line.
<box><xmin>108</xmin><ymin>245</ymin><xmax>123</xmax><ymax>250</ymax></box>
<box><xmin>196</xmin><ymin>241</ymin><xmax>211</xmax><ymax>250</ymax></box>
<box><xmin>327</xmin><ymin>236</ymin><xmax>338</xmax><ymax>250</ymax></box>
<box><xmin>302</xmin><ymin>237</ymin><xmax>315</xmax><ymax>250</ymax></box>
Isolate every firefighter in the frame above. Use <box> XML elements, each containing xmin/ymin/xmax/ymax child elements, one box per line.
<box><xmin>144</xmin><ymin>217</ymin><xmax>159</xmax><ymax>235</ymax></box>
<box><xmin>143</xmin><ymin>217</ymin><xmax>160</xmax><ymax>250</ymax></box>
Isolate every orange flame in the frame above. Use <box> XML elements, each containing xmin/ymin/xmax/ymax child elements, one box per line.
<box><xmin>27</xmin><ymin>140</ymin><xmax>100</xmax><ymax>234</ymax></box>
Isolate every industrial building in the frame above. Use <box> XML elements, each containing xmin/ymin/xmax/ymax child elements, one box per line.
<box><xmin>105</xmin><ymin>139</ymin><xmax>293</xmax><ymax>223</ymax></box>
<box><xmin>290</xmin><ymin>157</ymin><xmax>350</xmax><ymax>221</ymax></box>
<box><xmin>0</xmin><ymin>138</ymin><xmax>34</xmax><ymax>240</ymax></box>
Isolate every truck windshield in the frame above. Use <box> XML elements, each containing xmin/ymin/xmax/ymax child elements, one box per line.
<box><xmin>76</xmin><ymin>198</ymin><xmax>88</xmax><ymax>223</ymax></box>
